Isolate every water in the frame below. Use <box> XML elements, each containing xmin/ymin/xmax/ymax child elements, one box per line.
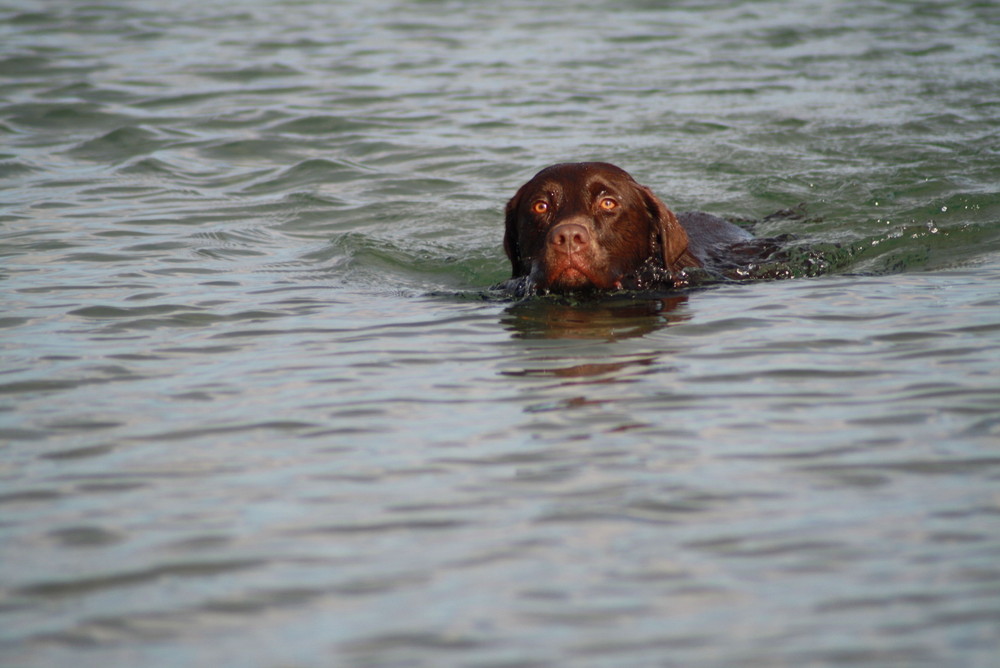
<box><xmin>2</xmin><ymin>0</ymin><xmax>999</xmax><ymax>666</ymax></box>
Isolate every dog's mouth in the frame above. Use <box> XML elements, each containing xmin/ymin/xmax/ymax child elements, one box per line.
<box><xmin>554</xmin><ymin>266</ymin><xmax>590</xmax><ymax>286</ymax></box>
<box><xmin>542</xmin><ymin>260</ymin><xmax>622</xmax><ymax>292</ymax></box>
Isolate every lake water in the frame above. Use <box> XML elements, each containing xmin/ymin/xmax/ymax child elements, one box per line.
<box><xmin>2</xmin><ymin>1</ymin><xmax>999</xmax><ymax>666</ymax></box>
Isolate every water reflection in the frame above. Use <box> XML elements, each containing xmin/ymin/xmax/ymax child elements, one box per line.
<box><xmin>503</xmin><ymin>357</ymin><xmax>655</xmax><ymax>381</ymax></box>
<box><xmin>500</xmin><ymin>294</ymin><xmax>689</xmax><ymax>340</ymax></box>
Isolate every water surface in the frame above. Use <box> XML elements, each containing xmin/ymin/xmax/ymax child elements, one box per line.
<box><xmin>2</xmin><ymin>1</ymin><xmax>999</xmax><ymax>666</ymax></box>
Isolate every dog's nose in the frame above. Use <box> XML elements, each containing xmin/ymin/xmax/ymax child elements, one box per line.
<box><xmin>547</xmin><ymin>223</ymin><xmax>591</xmax><ymax>254</ymax></box>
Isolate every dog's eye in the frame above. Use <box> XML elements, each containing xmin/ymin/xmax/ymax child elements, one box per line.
<box><xmin>599</xmin><ymin>197</ymin><xmax>618</xmax><ymax>211</ymax></box>
<box><xmin>531</xmin><ymin>201</ymin><xmax>549</xmax><ymax>215</ymax></box>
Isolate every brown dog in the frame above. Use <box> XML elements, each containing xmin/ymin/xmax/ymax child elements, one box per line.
<box><xmin>501</xmin><ymin>162</ymin><xmax>754</xmax><ymax>295</ymax></box>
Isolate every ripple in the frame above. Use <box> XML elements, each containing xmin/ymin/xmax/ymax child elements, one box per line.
<box><xmin>139</xmin><ymin>420</ymin><xmax>320</xmax><ymax>442</ymax></box>
<box><xmin>68</xmin><ymin>126</ymin><xmax>177</xmax><ymax>163</ymax></box>
<box><xmin>239</xmin><ymin>158</ymin><xmax>369</xmax><ymax>194</ymax></box>
<box><xmin>16</xmin><ymin>559</ymin><xmax>265</xmax><ymax>598</ymax></box>
<box><xmin>5</xmin><ymin>102</ymin><xmax>132</xmax><ymax>132</ymax></box>
<box><xmin>66</xmin><ymin>303</ymin><xmax>288</xmax><ymax>331</ymax></box>
<box><xmin>301</xmin><ymin>518</ymin><xmax>468</xmax><ymax>535</ymax></box>
<box><xmin>46</xmin><ymin>526</ymin><xmax>125</xmax><ymax>548</ymax></box>
<box><xmin>195</xmin><ymin>63</ymin><xmax>304</xmax><ymax>81</ymax></box>
<box><xmin>196</xmin><ymin>137</ymin><xmax>308</xmax><ymax>163</ymax></box>
<box><xmin>41</xmin><ymin>444</ymin><xmax>117</xmax><ymax>460</ymax></box>
<box><xmin>270</xmin><ymin>114</ymin><xmax>385</xmax><ymax>135</ymax></box>
<box><xmin>199</xmin><ymin>587</ymin><xmax>324</xmax><ymax>614</ymax></box>
<box><xmin>341</xmin><ymin>631</ymin><xmax>489</xmax><ymax>654</ymax></box>
<box><xmin>816</xmin><ymin>457</ymin><xmax>1000</xmax><ymax>476</ymax></box>
<box><xmin>0</xmin><ymin>159</ymin><xmax>38</xmax><ymax>177</ymax></box>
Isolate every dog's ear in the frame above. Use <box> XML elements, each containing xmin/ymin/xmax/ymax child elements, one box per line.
<box><xmin>637</xmin><ymin>184</ymin><xmax>699</xmax><ymax>274</ymax></box>
<box><xmin>503</xmin><ymin>191</ymin><xmax>524</xmax><ymax>277</ymax></box>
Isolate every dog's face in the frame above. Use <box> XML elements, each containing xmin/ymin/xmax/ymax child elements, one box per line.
<box><xmin>503</xmin><ymin>162</ymin><xmax>693</xmax><ymax>293</ymax></box>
